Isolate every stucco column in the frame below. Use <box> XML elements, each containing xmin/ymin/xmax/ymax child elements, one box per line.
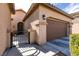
<box><xmin>28</xmin><ymin>29</ymin><xmax>36</xmax><ymax>44</ymax></box>
<box><xmin>37</xmin><ymin>20</ymin><xmax>47</xmax><ymax>45</ymax></box>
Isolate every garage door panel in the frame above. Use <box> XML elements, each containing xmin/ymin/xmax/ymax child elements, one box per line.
<box><xmin>47</xmin><ymin>19</ymin><xmax>67</xmax><ymax>40</ymax></box>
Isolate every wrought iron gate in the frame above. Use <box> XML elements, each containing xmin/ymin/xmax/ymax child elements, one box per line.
<box><xmin>12</xmin><ymin>31</ymin><xmax>29</xmax><ymax>47</ymax></box>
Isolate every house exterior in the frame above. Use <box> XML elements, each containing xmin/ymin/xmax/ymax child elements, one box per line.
<box><xmin>0</xmin><ymin>3</ymin><xmax>15</xmax><ymax>55</ymax></box>
<box><xmin>11</xmin><ymin>9</ymin><xmax>26</xmax><ymax>34</ymax></box>
<box><xmin>70</xmin><ymin>12</ymin><xmax>79</xmax><ymax>34</ymax></box>
<box><xmin>23</xmin><ymin>3</ymin><xmax>73</xmax><ymax>45</ymax></box>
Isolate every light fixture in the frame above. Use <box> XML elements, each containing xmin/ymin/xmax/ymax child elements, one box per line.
<box><xmin>42</xmin><ymin>14</ymin><xmax>46</xmax><ymax>20</ymax></box>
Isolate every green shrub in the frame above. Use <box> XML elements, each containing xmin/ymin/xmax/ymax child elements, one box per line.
<box><xmin>70</xmin><ymin>34</ymin><xmax>79</xmax><ymax>56</ymax></box>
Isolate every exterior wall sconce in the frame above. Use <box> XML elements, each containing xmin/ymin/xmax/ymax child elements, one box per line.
<box><xmin>42</xmin><ymin>14</ymin><xmax>46</xmax><ymax>20</ymax></box>
<box><xmin>41</xmin><ymin>14</ymin><xmax>48</xmax><ymax>25</ymax></box>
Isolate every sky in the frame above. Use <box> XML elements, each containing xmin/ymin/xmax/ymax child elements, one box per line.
<box><xmin>15</xmin><ymin>2</ymin><xmax>79</xmax><ymax>14</ymax></box>
<box><xmin>53</xmin><ymin>3</ymin><xmax>79</xmax><ymax>14</ymax></box>
<box><xmin>14</xmin><ymin>0</ymin><xmax>32</xmax><ymax>12</ymax></box>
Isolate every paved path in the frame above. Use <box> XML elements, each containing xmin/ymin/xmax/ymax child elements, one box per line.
<box><xmin>3</xmin><ymin>43</ymin><xmax>57</xmax><ymax>56</ymax></box>
<box><xmin>3</xmin><ymin>36</ymin><xmax>70</xmax><ymax>56</ymax></box>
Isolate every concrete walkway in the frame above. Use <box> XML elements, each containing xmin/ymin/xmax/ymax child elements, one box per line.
<box><xmin>3</xmin><ymin>35</ymin><xmax>70</xmax><ymax>56</ymax></box>
<box><xmin>3</xmin><ymin>43</ymin><xmax>58</xmax><ymax>56</ymax></box>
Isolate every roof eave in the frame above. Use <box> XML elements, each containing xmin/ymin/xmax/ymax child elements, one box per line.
<box><xmin>23</xmin><ymin>3</ymin><xmax>74</xmax><ymax>22</ymax></box>
<box><xmin>8</xmin><ymin>3</ymin><xmax>15</xmax><ymax>14</ymax></box>
<box><xmin>23</xmin><ymin>3</ymin><xmax>38</xmax><ymax>22</ymax></box>
<box><xmin>42</xmin><ymin>3</ymin><xmax>73</xmax><ymax>19</ymax></box>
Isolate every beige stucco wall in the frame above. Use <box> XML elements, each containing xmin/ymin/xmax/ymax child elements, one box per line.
<box><xmin>24</xmin><ymin>7</ymin><xmax>39</xmax><ymax>44</ymax></box>
<box><xmin>72</xmin><ymin>17</ymin><xmax>79</xmax><ymax>34</ymax></box>
<box><xmin>39</xmin><ymin>5</ymin><xmax>72</xmax><ymax>22</ymax></box>
<box><xmin>0</xmin><ymin>4</ymin><xmax>11</xmax><ymax>55</ymax></box>
<box><xmin>11</xmin><ymin>11</ymin><xmax>26</xmax><ymax>32</ymax></box>
<box><xmin>38</xmin><ymin>20</ymin><xmax>47</xmax><ymax>45</ymax></box>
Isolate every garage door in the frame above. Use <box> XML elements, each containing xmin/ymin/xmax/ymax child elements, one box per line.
<box><xmin>47</xmin><ymin>19</ymin><xmax>68</xmax><ymax>40</ymax></box>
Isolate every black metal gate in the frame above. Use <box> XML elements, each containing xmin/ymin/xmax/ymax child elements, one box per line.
<box><xmin>10</xmin><ymin>31</ymin><xmax>30</xmax><ymax>47</ymax></box>
<box><xmin>13</xmin><ymin>34</ymin><xmax>29</xmax><ymax>46</ymax></box>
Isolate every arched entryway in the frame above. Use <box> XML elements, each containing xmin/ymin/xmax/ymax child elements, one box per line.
<box><xmin>17</xmin><ymin>22</ymin><xmax>24</xmax><ymax>35</ymax></box>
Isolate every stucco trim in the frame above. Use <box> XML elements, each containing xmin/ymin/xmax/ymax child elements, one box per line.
<box><xmin>47</xmin><ymin>17</ymin><xmax>70</xmax><ymax>23</ymax></box>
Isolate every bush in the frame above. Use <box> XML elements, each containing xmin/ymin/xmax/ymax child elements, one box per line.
<box><xmin>70</xmin><ymin>34</ymin><xmax>79</xmax><ymax>56</ymax></box>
